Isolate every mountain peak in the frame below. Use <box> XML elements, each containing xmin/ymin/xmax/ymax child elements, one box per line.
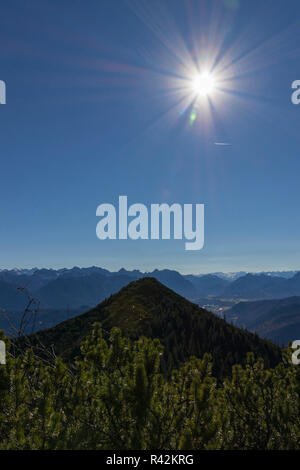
<box><xmin>17</xmin><ymin>277</ymin><xmax>281</xmax><ymax>379</ymax></box>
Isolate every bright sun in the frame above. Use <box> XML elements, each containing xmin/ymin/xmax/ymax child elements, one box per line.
<box><xmin>191</xmin><ymin>71</ymin><xmax>216</xmax><ymax>97</ymax></box>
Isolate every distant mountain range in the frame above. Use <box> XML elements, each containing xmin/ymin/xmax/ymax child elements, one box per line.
<box><xmin>15</xmin><ymin>277</ymin><xmax>281</xmax><ymax>379</ymax></box>
<box><xmin>222</xmin><ymin>272</ymin><xmax>300</xmax><ymax>300</ymax></box>
<box><xmin>0</xmin><ymin>280</ymin><xmax>30</xmax><ymax>310</ymax></box>
<box><xmin>205</xmin><ymin>271</ymin><xmax>297</xmax><ymax>280</ymax></box>
<box><xmin>0</xmin><ymin>266</ymin><xmax>300</xmax><ymax>311</ymax></box>
<box><xmin>227</xmin><ymin>296</ymin><xmax>300</xmax><ymax>345</ymax></box>
<box><xmin>35</xmin><ymin>273</ymin><xmax>135</xmax><ymax>309</ymax></box>
<box><xmin>1</xmin><ymin>266</ymin><xmax>300</xmax><ymax>345</ymax></box>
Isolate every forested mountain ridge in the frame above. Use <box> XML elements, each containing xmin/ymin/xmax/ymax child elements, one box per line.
<box><xmin>15</xmin><ymin>277</ymin><xmax>281</xmax><ymax>379</ymax></box>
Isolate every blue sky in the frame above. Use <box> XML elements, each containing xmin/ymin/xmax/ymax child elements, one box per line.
<box><xmin>1</xmin><ymin>0</ymin><xmax>300</xmax><ymax>274</ymax></box>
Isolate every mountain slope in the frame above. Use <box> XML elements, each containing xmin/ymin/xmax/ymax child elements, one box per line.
<box><xmin>227</xmin><ymin>296</ymin><xmax>300</xmax><ymax>345</ymax></box>
<box><xmin>185</xmin><ymin>274</ymin><xmax>230</xmax><ymax>296</ymax></box>
<box><xmin>0</xmin><ymin>268</ymin><xmax>59</xmax><ymax>292</ymax></box>
<box><xmin>222</xmin><ymin>273</ymin><xmax>285</xmax><ymax>299</ymax></box>
<box><xmin>0</xmin><ymin>280</ymin><xmax>29</xmax><ymax>311</ymax></box>
<box><xmin>35</xmin><ymin>273</ymin><xmax>136</xmax><ymax>309</ymax></box>
<box><xmin>148</xmin><ymin>269</ymin><xmax>196</xmax><ymax>298</ymax></box>
<box><xmin>17</xmin><ymin>278</ymin><xmax>281</xmax><ymax>379</ymax></box>
<box><xmin>222</xmin><ymin>272</ymin><xmax>300</xmax><ymax>300</ymax></box>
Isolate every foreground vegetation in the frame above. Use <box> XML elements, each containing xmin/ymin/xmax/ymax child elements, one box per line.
<box><xmin>0</xmin><ymin>325</ymin><xmax>299</xmax><ymax>450</ymax></box>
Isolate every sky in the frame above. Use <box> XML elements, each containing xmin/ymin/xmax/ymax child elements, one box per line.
<box><xmin>1</xmin><ymin>0</ymin><xmax>300</xmax><ymax>274</ymax></box>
